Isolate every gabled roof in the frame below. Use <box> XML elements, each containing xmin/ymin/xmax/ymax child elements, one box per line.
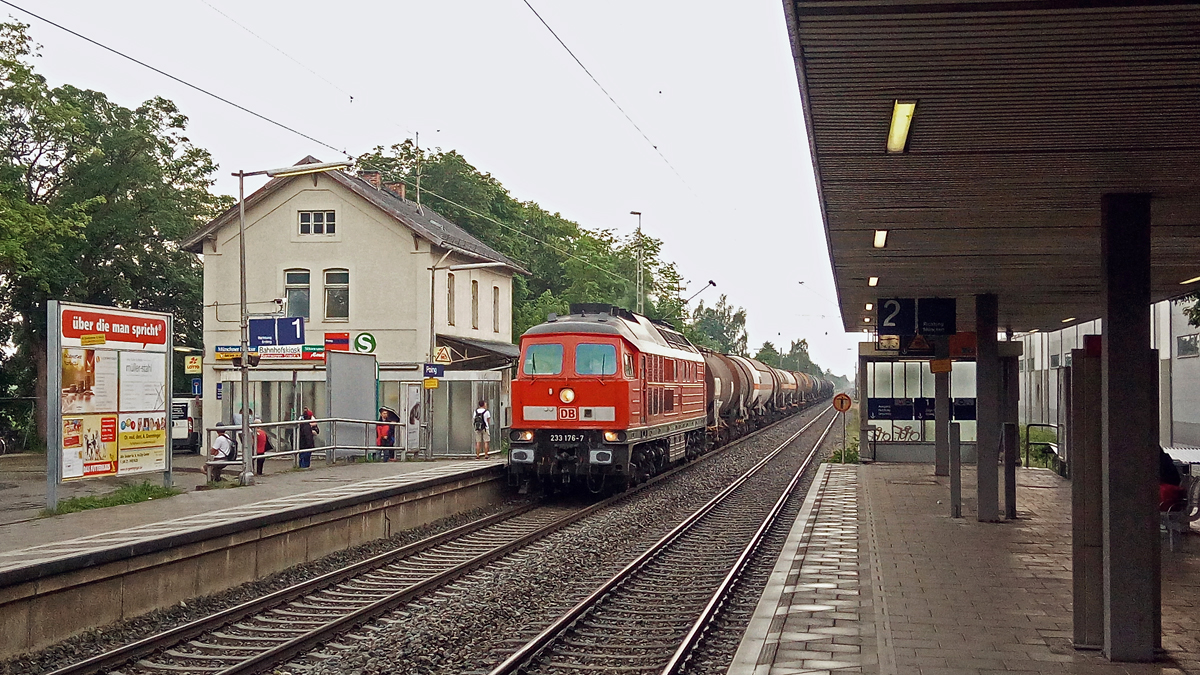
<box><xmin>182</xmin><ymin>156</ymin><xmax>528</xmax><ymax>274</ymax></box>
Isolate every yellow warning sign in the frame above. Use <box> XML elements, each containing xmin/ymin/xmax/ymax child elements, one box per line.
<box><xmin>423</xmin><ymin>378</ymin><xmax>440</xmax><ymax>389</ymax></box>
<box><xmin>433</xmin><ymin>346</ymin><xmax>453</xmax><ymax>364</ymax></box>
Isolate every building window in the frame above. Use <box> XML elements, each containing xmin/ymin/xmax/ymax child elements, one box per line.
<box><xmin>324</xmin><ymin>269</ymin><xmax>349</xmax><ymax>320</ymax></box>
<box><xmin>285</xmin><ymin>269</ymin><xmax>310</xmax><ymax>319</ymax></box>
<box><xmin>299</xmin><ymin>210</ymin><xmax>336</xmax><ymax>235</ymax></box>
<box><xmin>492</xmin><ymin>286</ymin><xmax>500</xmax><ymax>333</ymax></box>
<box><xmin>471</xmin><ymin>280</ymin><xmax>479</xmax><ymax>329</ymax></box>
<box><xmin>446</xmin><ymin>273</ymin><xmax>456</xmax><ymax>326</ymax></box>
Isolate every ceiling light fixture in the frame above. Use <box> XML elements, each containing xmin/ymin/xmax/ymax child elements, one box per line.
<box><xmin>1181</xmin><ymin>275</ymin><xmax>1200</xmax><ymax>285</ymax></box>
<box><xmin>1061</xmin><ymin>317</ymin><xmax>1076</xmax><ymax>323</ymax></box>
<box><xmin>864</xmin><ymin>317</ymin><xmax>871</xmax><ymax>323</ymax></box>
<box><xmin>873</xmin><ymin>230</ymin><xmax>888</xmax><ymax>248</ymax></box>
<box><xmin>865</xmin><ymin>303</ymin><xmax>873</xmax><ymax>311</ymax></box>
<box><xmin>1028</xmin><ymin>329</ymin><xmax>1040</xmax><ymax>334</ymax></box>
<box><xmin>868</xmin><ymin>276</ymin><xmax>879</xmax><ymax>287</ymax></box>
<box><xmin>886</xmin><ymin>101</ymin><xmax>917</xmax><ymax>153</ymax></box>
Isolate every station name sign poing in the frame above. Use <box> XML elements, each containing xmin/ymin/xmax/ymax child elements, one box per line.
<box><xmin>62</xmin><ymin>308</ymin><xmax>168</xmax><ymax>347</ymax></box>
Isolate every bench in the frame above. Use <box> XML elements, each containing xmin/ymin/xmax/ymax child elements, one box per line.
<box><xmin>1162</xmin><ymin>474</ymin><xmax>1200</xmax><ymax>552</ymax></box>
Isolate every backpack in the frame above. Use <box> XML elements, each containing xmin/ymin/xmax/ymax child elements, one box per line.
<box><xmin>225</xmin><ymin>437</ymin><xmax>238</xmax><ymax>463</ymax></box>
<box><xmin>473</xmin><ymin>410</ymin><xmax>487</xmax><ymax>431</ymax></box>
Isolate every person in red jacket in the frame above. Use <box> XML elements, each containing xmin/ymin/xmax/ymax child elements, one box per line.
<box><xmin>376</xmin><ymin>407</ymin><xmax>399</xmax><ymax>461</ymax></box>
<box><xmin>1161</xmin><ymin>448</ymin><xmax>1186</xmax><ymax>512</ymax></box>
<box><xmin>254</xmin><ymin>418</ymin><xmax>269</xmax><ymax>475</ymax></box>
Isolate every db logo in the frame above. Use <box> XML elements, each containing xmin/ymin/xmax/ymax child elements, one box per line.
<box><xmin>558</xmin><ymin>407</ymin><xmax>577</xmax><ymax>420</ymax></box>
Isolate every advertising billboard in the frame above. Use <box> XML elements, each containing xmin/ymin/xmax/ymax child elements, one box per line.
<box><xmin>48</xmin><ymin>301</ymin><xmax>173</xmax><ymax>507</ymax></box>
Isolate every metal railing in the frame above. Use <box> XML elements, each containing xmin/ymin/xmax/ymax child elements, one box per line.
<box><xmin>1023</xmin><ymin>423</ymin><xmax>1062</xmax><ymax>474</ymax></box>
<box><xmin>203</xmin><ymin>417</ymin><xmax>417</xmax><ymax>470</ymax></box>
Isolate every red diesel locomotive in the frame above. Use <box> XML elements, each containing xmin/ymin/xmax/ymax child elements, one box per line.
<box><xmin>509</xmin><ymin>304</ymin><xmax>833</xmax><ymax>493</ymax></box>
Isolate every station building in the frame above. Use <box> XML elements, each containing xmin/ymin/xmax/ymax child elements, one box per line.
<box><xmin>182</xmin><ymin>158</ymin><xmax>526</xmax><ymax>455</ymax></box>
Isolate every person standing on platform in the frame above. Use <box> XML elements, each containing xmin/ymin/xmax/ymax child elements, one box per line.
<box><xmin>254</xmin><ymin>418</ymin><xmax>269</xmax><ymax>475</ymax></box>
<box><xmin>473</xmin><ymin>400</ymin><xmax>492</xmax><ymax>459</ymax></box>
<box><xmin>376</xmin><ymin>407</ymin><xmax>399</xmax><ymax>461</ymax></box>
<box><xmin>298</xmin><ymin>408</ymin><xmax>316</xmax><ymax>468</ymax></box>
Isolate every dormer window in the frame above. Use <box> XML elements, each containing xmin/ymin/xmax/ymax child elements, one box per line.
<box><xmin>299</xmin><ymin>210</ymin><xmax>336</xmax><ymax>235</ymax></box>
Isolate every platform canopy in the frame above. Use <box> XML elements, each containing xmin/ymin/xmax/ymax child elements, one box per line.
<box><xmin>784</xmin><ymin>1</ymin><xmax>1200</xmax><ymax>333</ymax></box>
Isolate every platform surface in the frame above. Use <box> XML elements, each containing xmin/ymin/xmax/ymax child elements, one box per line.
<box><xmin>0</xmin><ymin>455</ymin><xmax>502</xmax><ymax>576</ymax></box>
<box><xmin>730</xmin><ymin>463</ymin><xmax>1200</xmax><ymax>675</ymax></box>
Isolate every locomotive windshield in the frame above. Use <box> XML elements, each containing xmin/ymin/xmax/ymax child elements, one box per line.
<box><xmin>575</xmin><ymin>343</ymin><xmax>618</xmax><ymax>376</ymax></box>
<box><xmin>523</xmin><ymin>343</ymin><xmax>563</xmax><ymax>375</ymax></box>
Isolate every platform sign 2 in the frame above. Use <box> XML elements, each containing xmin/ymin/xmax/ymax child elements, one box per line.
<box><xmin>877</xmin><ymin>298</ymin><xmax>956</xmax><ymax>336</ymax></box>
<box><xmin>47</xmin><ymin>301</ymin><xmax>173</xmax><ymax>510</ymax></box>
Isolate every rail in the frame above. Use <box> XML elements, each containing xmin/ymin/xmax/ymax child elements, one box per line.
<box><xmin>489</xmin><ymin>405</ymin><xmax>837</xmax><ymax>675</ymax></box>
<box><xmin>49</xmin><ymin>402</ymin><xmax>831</xmax><ymax>675</ymax></box>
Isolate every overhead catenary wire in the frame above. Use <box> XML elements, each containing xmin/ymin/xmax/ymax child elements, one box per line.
<box><xmin>370</xmin><ymin>170</ymin><xmax>630</xmax><ymax>285</ymax></box>
<box><xmin>196</xmin><ymin>0</ymin><xmax>356</xmax><ymax>104</ymax></box>
<box><xmin>4</xmin><ymin>0</ymin><xmax>641</xmax><ymax>290</ymax></box>
<box><xmin>0</xmin><ymin>0</ymin><xmax>351</xmax><ymax>158</ymax></box>
<box><xmin>519</xmin><ymin>0</ymin><xmax>695</xmax><ymax>194</ymax></box>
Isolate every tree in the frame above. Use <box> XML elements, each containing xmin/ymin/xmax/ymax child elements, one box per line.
<box><xmin>691</xmin><ymin>294</ymin><xmax>748</xmax><ymax>355</ymax></box>
<box><xmin>0</xmin><ymin>22</ymin><xmax>227</xmax><ymax>444</ymax></box>
<box><xmin>753</xmin><ymin>341</ymin><xmax>781</xmax><ymax>367</ymax></box>
<box><xmin>356</xmin><ymin>142</ymin><xmax>684</xmax><ymax>337</ymax></box>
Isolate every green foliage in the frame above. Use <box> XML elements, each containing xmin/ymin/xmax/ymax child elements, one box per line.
<box><xmin>1179</xmin><ymin>294</ymin><xmax>1200</xmax><ymax>327</ymax></box>
<box><xmin>357</xmin><ymin>142</ymin><xmax>690</xmax><ymax>337</ymax></box>
<box><xmin>0</xmin><ymin>21</ymin><xmax>226</xmax><ymax>433</ymax></box>
<box><xmin>43</xmin><ymin>481</ymin><xmax>182</xmax><ymax>516</ymax></box>
<box><xmin>691</xmin><ymin>295</ymin><xmax>749</xmax><ymax>355</ymax></box>
<box><xmin>753</xmin><ymin>341</ymin><xmax>782</xmax><ymax>367</ymax></box>
<box><xmin>826</xmin><ymin>437</ymin><xmax>859</xmax><ymax>464</ymax></box>
<box><xmin>1019</xmin><ymin>425</ymin><xmax>1060</xmax><ymax>469</ymax></box>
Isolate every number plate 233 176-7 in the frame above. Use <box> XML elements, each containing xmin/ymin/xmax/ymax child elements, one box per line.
<box><xmin>549</xmin><ymin>433</ymin><xmax>585</xmax><ymax>444</ymax></box>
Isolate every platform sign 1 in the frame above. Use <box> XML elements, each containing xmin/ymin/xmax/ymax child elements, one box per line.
<box><xmin>47</xmin><ymin>300</ymin><xmax>174</xmax><ymax>510</ymax></box>
<box><xmin>423</xmin><ymin>363</ymin><xmax>444</xmax><ymax>378</ymax></box>
<box><xmin>250</xmin><ymin>317</ymin><xmax>305</xmax><ymax>349</ymax></box>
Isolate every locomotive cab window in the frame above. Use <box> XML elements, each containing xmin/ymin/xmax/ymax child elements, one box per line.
<box><xmin>523</xmin><ymin>343</ymin><xmax>563</xmax><ymax>375</ymax></box>
<box><xmin>575</xmin><ymin>343</ymin><xmax>618</xmax><ymax>376</ymax></box>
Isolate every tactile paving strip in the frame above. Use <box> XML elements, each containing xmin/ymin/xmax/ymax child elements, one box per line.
<box><xmin>0</xmin><ymin>460</ymin><xmax>504</xmax><ymax>574</ymax></box>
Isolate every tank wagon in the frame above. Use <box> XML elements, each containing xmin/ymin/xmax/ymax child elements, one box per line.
<box><xmin>508</xmin><ymin>304</ymin><xmax>834</xmax><ymax>493</ymax></box>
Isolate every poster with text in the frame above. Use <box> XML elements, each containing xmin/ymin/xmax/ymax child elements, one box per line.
<box><xmin>61</xmin><ymin>349</ymin><xmax>119</xmax><ymax>414</ymax></box>
<box><xmin>118</xmin><ymin>351</ymin><xmax>167</xmax><ymax>412</ymax></box>
<box><xmin>61</xmin><ymin>414</ymin><xmax>118</xmax><ymax>480</ymax></box>
<box><xmin>117</xmin><ymin>412</ymin><xmax>167</xmax><ymax>474</ymax></box>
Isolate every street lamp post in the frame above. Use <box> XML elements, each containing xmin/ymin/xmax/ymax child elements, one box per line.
<box><xmin>630</xmin><ymin>211</ymin><xmax>642</xmax><ymax>315</ymax></box>
<box><xmin>233</xmin><ymin>160</ymin><xmax>350</xmax><ymax>486</ymax></box>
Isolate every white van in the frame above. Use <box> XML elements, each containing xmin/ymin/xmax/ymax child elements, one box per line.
<box><xmin>171</xmin><ymin>397</ymin><xmax>203</xmax><ymax>454</ymax></box>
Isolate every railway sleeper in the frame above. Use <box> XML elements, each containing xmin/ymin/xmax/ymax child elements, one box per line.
<box><xmin>135</xmin><ymin>660</ymin><xmax>225</xmax><ymax>672</ymax></box>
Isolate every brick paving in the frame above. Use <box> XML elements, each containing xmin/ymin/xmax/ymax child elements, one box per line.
<box><xmin>731</xmin><ymin>463</ymin><xmax>1200</xmax><ymax>675</ymax></box>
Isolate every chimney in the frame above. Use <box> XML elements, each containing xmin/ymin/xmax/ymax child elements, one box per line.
<box><xmin>384</xmin><ymin>182</ymin><xmax>406</xmax><ymax>200</ymax></box>
<box><xmin>359</xmin><ymin>170</ymin><xmax>382</xmax><ymax>189</ymax></box>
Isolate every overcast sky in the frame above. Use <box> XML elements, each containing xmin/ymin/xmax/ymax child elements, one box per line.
<box><xmin>15</xmin><ymin>0</ymin><xmax>860</xmax><ymax>376</ymax></box>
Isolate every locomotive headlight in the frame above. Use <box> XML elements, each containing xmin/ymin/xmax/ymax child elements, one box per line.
<box><xmin>559</xmin><ymin>388</ymin><xmax>575</xmax><ymax>403</ymax></box>
<box><xmin>603</xmin><ymin>430</ymin><xmax>626</xmax><ymax>443</ymax></box>
<box><xmin>511</xmin><ymin>430</ymin><xmax>534</xmax><ymax>442</ymax></box>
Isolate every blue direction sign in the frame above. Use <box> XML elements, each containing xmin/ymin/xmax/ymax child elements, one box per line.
<box><xmin>423</xmin><ymin>363</ymin><xmax>444</xmax><ymax>378</ymax></box>
<box><xmin>250</xmin><ymin>317</ymin><xmax>305</xmax><ymax>348</ymax></box>
<box><xmin>191</xmin><ymin>378</ymin><xmax>202</xmax><ymax>396</ymax></box>
<box><xmin>249</xmin><ymin>318</ymin><xmax>276</xmax><ymax>348</ymax></box>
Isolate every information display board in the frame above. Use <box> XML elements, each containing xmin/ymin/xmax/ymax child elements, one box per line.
<box><xmin>48</xmin><ymin>301</ymin><xmax>172</xmax><ymax>506</ymax></box>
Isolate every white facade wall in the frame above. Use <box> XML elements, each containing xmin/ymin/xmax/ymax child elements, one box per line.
<box><xmin>198</xmin><ymin>173</ymin><xmax>514</xmax><ymax>430</ymax></box>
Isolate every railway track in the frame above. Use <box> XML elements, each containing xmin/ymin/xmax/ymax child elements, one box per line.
<box><xmin>489</xmin><ymin>406</ymin><xmax>838</xmax><ymax>675</ymax></box>
<box><xmin>46</xmin><ymin>405</ymin><xmax>832</xmax><ymax>675</ymax></box>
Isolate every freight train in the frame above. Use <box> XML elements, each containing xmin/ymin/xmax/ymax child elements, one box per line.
<box><xmin>507</xmin><ymin>304</ymin><xmax>834</xmax><ymax>493</ymax></box>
